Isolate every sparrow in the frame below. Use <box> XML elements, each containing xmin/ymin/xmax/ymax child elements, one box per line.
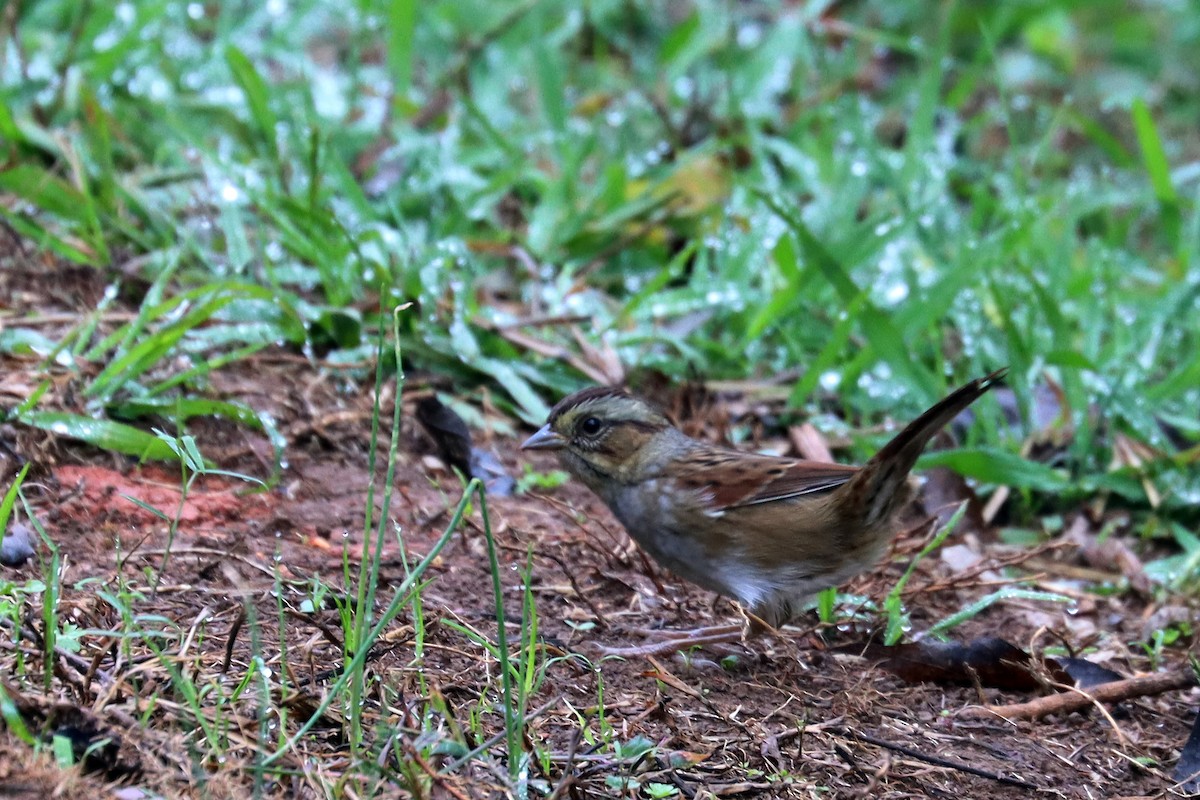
<box><xmin>521</xmin><ymin>369</ymin><xmax>1006</xmax><ymax>656</ymax></box>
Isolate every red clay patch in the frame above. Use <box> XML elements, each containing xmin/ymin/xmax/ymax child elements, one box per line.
<box><xmin>52</xmin><ymin>464</ymin><xmax>278</xmax><ymax>532</ymax></box>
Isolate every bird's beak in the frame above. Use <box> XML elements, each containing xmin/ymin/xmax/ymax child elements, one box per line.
<box><xmin>521</xmin><ymin>425</ymin><xmax>567</xmax><ymax>451</ymax></box>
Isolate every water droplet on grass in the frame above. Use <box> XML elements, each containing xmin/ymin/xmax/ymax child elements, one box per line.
<box><xmin>884</xmin><ymin>282</ymin><xmax>909</xmax><ymax>305</ymax></box>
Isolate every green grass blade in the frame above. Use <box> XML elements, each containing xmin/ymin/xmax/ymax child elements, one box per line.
<box><xmin>1131</xmin><ymin>98</ymin><xmax>1181</xmax><ymax>251</ymax></box>
<box><xmin>17</xmin><ymin>411</ymin><xmax>178</xmax><ymax>460</ymax></box>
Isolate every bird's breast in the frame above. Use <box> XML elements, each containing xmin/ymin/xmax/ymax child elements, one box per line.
<box><xmin>601</xmin><ymin>479</ymin><xmax>773</xmax><ymax>605</ymax></box>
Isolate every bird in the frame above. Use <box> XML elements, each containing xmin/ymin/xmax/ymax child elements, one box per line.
<box><xmin>521</xmin><ymin>369</ymin><xmax>1006</xmax><ymax>656</ymax></box>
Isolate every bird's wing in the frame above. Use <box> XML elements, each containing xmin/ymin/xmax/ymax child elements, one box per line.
<box><xmin>671</xmin><ymin>449</ymin><xmax>858</xmax><ymax>512</ymax></box>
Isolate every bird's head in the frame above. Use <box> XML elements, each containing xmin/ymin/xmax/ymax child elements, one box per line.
<box><xmin>520</xmin><ymin>387</ymin><xmax>679</xmax><ymax>486</ymax></box>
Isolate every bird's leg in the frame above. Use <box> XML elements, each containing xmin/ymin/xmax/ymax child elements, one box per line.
<box><xmin>594</xmin><ymin>606</ymin><xmax>778</xmax><ymax>658</ymax></box>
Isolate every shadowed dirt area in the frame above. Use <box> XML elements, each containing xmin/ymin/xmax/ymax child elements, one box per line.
<box><xmin>1</xmin><ymin>258</ymin><xmax>1197</xmax><ymax>798</ymax></box>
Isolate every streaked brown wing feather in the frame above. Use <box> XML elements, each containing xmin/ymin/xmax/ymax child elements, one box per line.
<box><xmin>672</xmin><ymin>448</ymin><xmax>859</xmax><ymax>511</ymax></box>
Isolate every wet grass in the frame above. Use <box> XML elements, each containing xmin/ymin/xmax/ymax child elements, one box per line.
<box><xmin>2</xmin><ymin>1</ymin><xmax>1200</xmax><ymax>796</ymax></box>
<box><xmin>2</xmin><ymin>1</ymin><xmax>1196</xmax><ymax>488</ymax></box>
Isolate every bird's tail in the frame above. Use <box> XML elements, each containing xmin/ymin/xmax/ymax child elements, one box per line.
<box><xmin>837</xmin><ymin>368</ymin><xmax>1007</xmax><ymax>529</ymax></box>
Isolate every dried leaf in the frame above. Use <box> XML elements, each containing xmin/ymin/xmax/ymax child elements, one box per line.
<box><xmin>845</xmin><ymin>636</ymin><xmax>1069</xmax><ymax>690</ymax></box>
<box><xmin>414</xmin><ymin>396</ymin><xmax>513</xmax><ymax>496</ymax></box>
<box><xmin>570</xmin><ymin>326</ymin><xmax>625</xmax><ymax>385</ymax></box>
<box><xmin>1056</xmin><ymin>657</ymin><xmax>1125</xmax><ymax>689</ymax></box>
<box><xmin>789</xmin><ymin>422</ymin><xmax>834</xmax><ymax>463</ymax></box>
<box><xmin>1111</xmin><ymin>431</ymin><xmax>1164</xmax><ymax>508</ymax></box>
<box><xmin>939</xmin><ymin>542</ymin><xmax>983</xmax><ymax>573</ymax></box>
<box><xmin>1064</xmin><ymin>515</ymin><xmax>1150</xmax><ymax>593</ymax></box>
<box><xmin>415</xmin><ymin>396</ymin><xmax>472</xmax><ymax>475</ymax></box>
<box><xmin>1175</xmin><ymin>710</ymin><xmax>1200</xmax><ymax>794</ymax></box>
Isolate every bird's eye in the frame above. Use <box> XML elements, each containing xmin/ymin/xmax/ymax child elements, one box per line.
<box><xmin>579</xmin><ymin>417</ymin><xmax>603</xmax><ymax>436</ymax></box>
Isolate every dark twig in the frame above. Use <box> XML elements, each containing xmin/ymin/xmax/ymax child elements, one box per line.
<box><xmin>0</xmin><ymin>617</ymin><xmax>114</xmax><ymax>686</ymax></box>
<box><xmin>220</xmin><ymin>605</ymin><xmax>247</xmax><ymax>674</ymax></box>
<box><xmin>546</xmin><ymin>725</ymin><xmax>586</xmax><ymax>800</ymax></box>
<box><xmin>828</xmin><ymin>726</ymin><xmax>1043</xmax><ymax>791</ymax></box>
<box><xmin>285</xmin><ymin>608</ymin><xmax>347</xmax><ymax>652</ymax></box>
<box><xmin>82</xmin><ymin>636</ymin><xmax>118</xmax><ymax>694</ymax></box>
<box><xmin>497</xmin><ymin>541</ymin><xmax>608</xmax><ymax>628</ymax></box>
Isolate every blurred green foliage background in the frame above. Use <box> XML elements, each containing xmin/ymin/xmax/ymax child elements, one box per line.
<box><xmin>2</xmin><ymin>0</ymin><xmax>1198</xmax><ymax>511</ymax></box>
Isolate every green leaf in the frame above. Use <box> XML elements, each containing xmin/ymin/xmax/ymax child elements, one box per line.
<box><xmin>919</xmin><ymin>448</ymin><xmax>1072</xmax><ymax>493</ymax></box>
<box><xmin>479</xmin><ymin>357</ymin><xmax>550</xmax><ymax>424</ymax></box>
<box><xmin>1066</xmin><ymin>109</ymin><xmax>1135</xmax><ymax>167</ymax></box>
<box><xmin>111</xmin><ymin>397</ymin><xmax>265</xmax><ymax>428</ymax></box>
<box><xmin>534</xmin><ymin>10</ymin><xmax>567</xmax><ymax>133</ymax></box>
<box><xmin>387</xmin><ymin>0</ymin><xmax>417</xmax><ymax>95</ymax></box>
<box><xmin>313</xmin><ymin>308</ymin><xmax>364</xmax><ymax>350</ymax></box>
<box><xmin>0</xmin><ymin>328</ymin><xmax>60</xmax><ymax>357</ymax></box>
<box><xmin>120</xmin><ymin>494</ymin><xmax>173</xmax><ymax>522</ymax></box>
<box><xmin>659</xmin><ymin>11</ymin><xmax>703</xmax><ymax>77</ymax></box>
<box><xmin>226</xmin><ymin>45</ymin><xmax>278</xmax><ymax>158</ymax></box>
<box><xmin>0</xmin><ymin>211</ymin><xmax>98</xmax><ymax>264</ymax></box>
<box><xmin>788</xmin><ymin>293</ymin><xmax>867</xmax><ymax>407</ymax></box>
<box><xmin>884</xmin><ymin>502</ymin><xmax>965</xmax><ymax>645</ymax></box>
<box><xmin>1130</xmin><ymin>99</ymin><xmax>1180</xmax><ymax>249</ymax></box>
<box><xmin>0</xmin><ymin>165</ymin><xmax>91</xmax><ymax>224</ymax></box>
<box><xmin>86</xmin><ymin>287</ymin><xmax>246</xmax><ymax>402</ymax></box>
<box><xmin>1042</xmin><ymin>349</ymin><xmax>1096</xmax><ymax>370</ymax></box>
<box><xmin>1</xmin><ymin>464</ymin><xmax>31</xmax><ymax>543</ymax></box>
<box><xmin>0</xmin><ymin>683</ymin><xmax>35</xmax><ymax>745</ymax></box>
<box><xmin>927</xmin><ymin>588</ymin><xmax>1072</xmax><ymax>639</ymax></box>
<box><xmin>51</xmin><ymin>734</ymin><xmax>76</xmax><ymax>766</ymax></box>
<box><xmin>1131</xmin><ymin>99</ymin><xmax>1177</xmax><ymax>206</ymax></box>
<box><xmin>0</xmin><ymin>98</ymin><xmax>21</xmax><ymax>142</ymax></box>
<box><xmin>645</xmin><ymin>783</ymin><xmax>680</xmax><ymax>799</ymax></box>
<box><xmin>746</xmin><ymin>233</ymin><xmax>803</xmax><ymax>340</ymax></box>
<box><xmin>17</xmin><ymin>412</ymin><xmax>178</xmax><ymax>460</ymax></box>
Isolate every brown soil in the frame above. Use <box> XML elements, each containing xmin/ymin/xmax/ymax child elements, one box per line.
<box><xmin>1</xmin><ymin>257</ymin><xmax>1196</xmax><ymax>799</ymax></box>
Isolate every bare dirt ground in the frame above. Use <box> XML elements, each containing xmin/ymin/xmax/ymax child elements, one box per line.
<box><xmin>1</xmin><ymin>256</ymin><xmax>1197</xmax><ymax>799</ymax></box>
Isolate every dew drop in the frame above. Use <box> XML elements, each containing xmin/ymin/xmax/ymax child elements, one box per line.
<box><xmin>884</xmin><ymin>282</ymin><xmax>909</xmax><ymax>305</ymax></box>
